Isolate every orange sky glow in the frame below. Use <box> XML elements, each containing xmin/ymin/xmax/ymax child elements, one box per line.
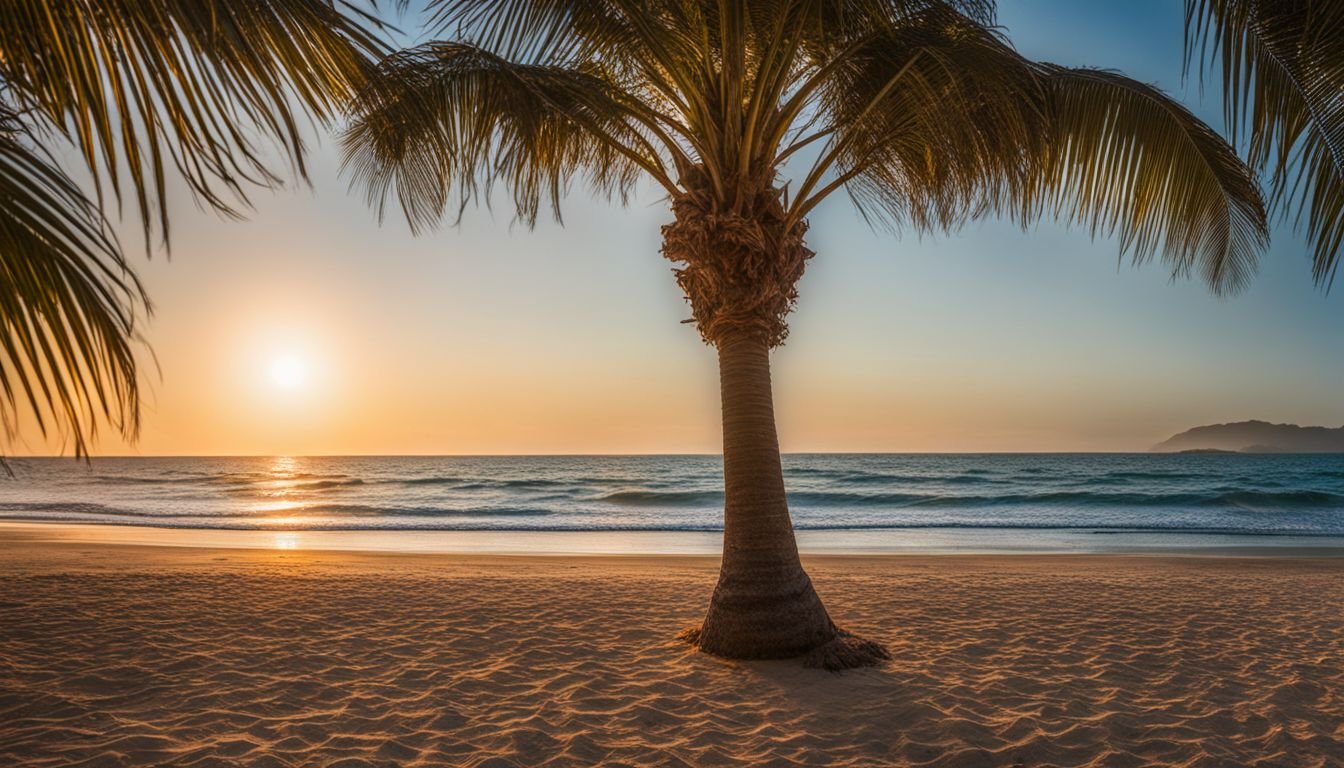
<box><xmin>9</xmin><ymin>1</ymin><xmax>1343</xmax><ymax>458</ymax></box>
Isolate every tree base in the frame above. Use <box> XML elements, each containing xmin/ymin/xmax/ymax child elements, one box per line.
<box><xmin>800</xmin><ymin>629</ymin><xmax>891</xmax><ymax>671</ymax></box>
<box><xmin>680</xmin><ymin>561</ymin><xmax>890</xmax><ymax>670</ymax></box>
<box><xmin>678</xmin><ymin>624</ymin><xmax>889</xmax><ymax>671</ymax></box>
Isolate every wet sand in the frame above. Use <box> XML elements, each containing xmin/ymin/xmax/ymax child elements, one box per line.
<box><xmin>1</xmin><ymin>532</ymin><xmax>1340</xmax><ymax>767</ymax></box>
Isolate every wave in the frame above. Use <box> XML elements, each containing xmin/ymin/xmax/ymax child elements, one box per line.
<box><xmin>593</xmin><ymin>488</ymin><xmax>1344</xmax><ymax>510</ymax></box>
<box><xmin>0</xmin><ymin>501</ymin><xmax>242</xmax><ymax>520</ymax></box>
<box><xmin>598</xmin><ymin>490</ymin><xmax>724</xmax><ymax>505</ymax></box>
<box><xmin>384</xmin><ymin>476</ymin><xmax>591</xmax><ymax>491</ymax></box>
<box><xmin>386</xmin><ymin>476</ymin><xmax>466</xmax><ymax>487</ymax></box>
<box><xmin>295</xmin><ymin>479</ymin><xmax>364</xmax><ymax>490</ymax></box>
<box><xmin>1213</xmin><ymin>490</ymin><xmax>1344</xmax><ymax>508</ymax></box>
<box><xmin>1092</xmin><ymin>471</ymin><xmax>1206</xmax><ymax>482</ymax></box>
<box><xmin>829</xmin><ymin>472</ymin><xmax>1002</xmax><ymax>486</ymax></box>
<box><xmin>0</xmin><ymin>501</ymin><xmax>129</xmax><ymax>515</ymax></box>
<box><xmin>90</xmin><ymin>472</ymin><xmax>359</xmax><ymax>487</ymax></box>
<box><xmin>219</xmin><ymin>478</ymin><xmax>367</xmax><ymax>493</ymax></box>
<box><xmin>299</xmin><ymin>503</ymin><xmax>553</xmax><ymax>518</ymax></box>
<box><xmin>3</xmin><ymin>510</ymin><xmax>1341</xmax><ymax>535</ymax></box>
<box><xmin>453</xmin><ymin>479</ymin><xmax>576</xmax><ymax>491</ymax></box>
<box><xmin>904</xmin><ymin>489</ymin><xmax>1344</xmax><ymax>509</ymax></box>
<box><xmin>6</xmin><ymin>455</ymin><xmax>1342</xmax><ymax>535</ymax></box>
<box><xmin>0</xmin><ymin>502</ymin><xmax>554</xmax><ymax>525</ymax></box>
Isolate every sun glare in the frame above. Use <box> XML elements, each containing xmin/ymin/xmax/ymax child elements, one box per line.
<box><xmin>269</xmin><ymin>356</ymin><xmax>308</xmax><ymax>390</ymax></box>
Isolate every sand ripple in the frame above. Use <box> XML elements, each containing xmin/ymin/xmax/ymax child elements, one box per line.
<box><xmin>1</xmin><ymin>550</ymin><xmax>1341</xmax><ymax>766</ymax></box>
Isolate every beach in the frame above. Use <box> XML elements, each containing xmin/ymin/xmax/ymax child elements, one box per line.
<box><xmin>5</xmin><ymin>0</ymin><xmax>1343</xmax><ymax>764</ymax></box>
<box><xmin>1</xmin><ymin>525</ymin><xmax>1340</xmax><ymax>767</ymax></box>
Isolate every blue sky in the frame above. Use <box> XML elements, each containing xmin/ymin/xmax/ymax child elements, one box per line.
<box><xmin>43</xmin><ymin>0</ymin><xmax>1342</xmax><ymax>456</ymax></box>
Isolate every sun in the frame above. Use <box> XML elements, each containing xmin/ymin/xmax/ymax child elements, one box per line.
<box><xmin>269</xmin><ymin>356</ymin><xmax>308</xmax><ymax>390</ymax></box>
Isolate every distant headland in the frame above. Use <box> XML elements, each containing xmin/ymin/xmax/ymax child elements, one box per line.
<box><xmin>1153</xmin><ymin>420</ymin><xmax>1344</xmax><ymax>453</ymax></box>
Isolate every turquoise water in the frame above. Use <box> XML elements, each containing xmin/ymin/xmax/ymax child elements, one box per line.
<box><xmin>1</xmin><ymin>454</ymin><xmax>1341</xmax><ymax>538</ymax></box>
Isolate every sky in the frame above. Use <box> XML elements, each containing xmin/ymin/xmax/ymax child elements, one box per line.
<box><xmin>18</xmin><ymin>0</ymin><xmax>1344</xmax><ymax>456</ymax></box>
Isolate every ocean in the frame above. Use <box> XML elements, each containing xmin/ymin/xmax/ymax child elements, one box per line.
<box><xmin>2</xmin><ymin>455</ymin><xmax>1342</xmax><ymax>546</ymax></box>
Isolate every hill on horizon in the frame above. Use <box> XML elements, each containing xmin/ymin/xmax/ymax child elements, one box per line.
<box><xmin>1152</xmin><ymin>420</ymin><xmax>1344</xmax><ymax>453</ymax></box>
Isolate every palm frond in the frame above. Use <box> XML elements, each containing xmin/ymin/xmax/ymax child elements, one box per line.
<box><xmin>350</xmin><ymin>1</ymin><xmax>1269</xmax><ymax>303</ymax></box>
<box><xmin>428</xmin><ymin>0</ymin><xmax>998</xmax><ymax>54</ymax></box>
<box><xmin>0</xmin><ymin>129</ymin><xmax>145</xmax><ymax>458</ymax></box>
<box><xmin>791</xmin><ymin>6</ymin><xmax>1047</xmax><ymax>232</ymax></box>
<box><xmin>0</xmin><ymin>0</ymin><xmax>389</xmax><ymax>247</ymax></box>
<box><xmin>341</xmin><ymin>41</ymin><xmax>672</xmax><ymax>231</ymax></box>
<box><xmin>1028</xmin><ymin>66</ymin><xmax>1268</xmax><ymax>295</ymax></box>
<box><xmin>423</xmin><ymin>0</ymin><xmax>998</xmax><ymax>193</ymax></box>
<box><xmin>1186</xmin><ymin>0</ymin><xmax>1344</xmax><ymax>285</ymax></box>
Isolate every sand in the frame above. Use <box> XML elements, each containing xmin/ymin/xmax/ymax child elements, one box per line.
<box><xmin>1</xmin><ymin>534</ymin><xmax>1341</xmax><ymax>767</ymax></box>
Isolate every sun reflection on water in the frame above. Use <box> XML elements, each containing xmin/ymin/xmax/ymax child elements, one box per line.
<box><xmin>270</xmin><ymin>456</ymin><xmax>298</xmax><ymax>475</ymax></box>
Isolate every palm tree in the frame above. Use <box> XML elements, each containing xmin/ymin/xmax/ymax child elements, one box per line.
<box><xmin>0</xmin><ymin>0</ymin><xmax>385</xmax><ymax>457</ymax></box>
<box><xmin>1185</xmin><ymin>0</ymin><xmax>1344</xmax><ymax>286</ymax></box>
<box><xmin>343</xmin><ymin>0</ymin><xmax>1268</xmax><ymax>668</ymax></box>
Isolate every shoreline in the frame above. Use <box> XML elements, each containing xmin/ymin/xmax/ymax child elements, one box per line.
<box><xmin>4</xmin><ymin>519</ymin><xmax>1344</xmax><ymax>558</ymax></box>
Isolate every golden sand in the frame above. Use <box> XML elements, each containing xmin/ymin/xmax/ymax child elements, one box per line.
<box><xmin>0</xmin><ymin>538</ymin><xmax>1340</xmax><ymax>767</ymax></box>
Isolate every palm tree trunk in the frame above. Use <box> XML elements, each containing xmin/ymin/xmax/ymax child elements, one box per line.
<box><xmin>683</xmin><ymin>329</ymin><xmax>889</xmax><ymax>669</ymax></box>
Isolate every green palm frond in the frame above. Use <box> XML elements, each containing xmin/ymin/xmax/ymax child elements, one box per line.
<box><xmin>342</xmin><ymin>41</ymin><xmax>673</xmax><ymax>231</ymax></box>
<box><xmin>346</xmin><ymin>0</ymin><xmax>1267</xmax><ymax>300</ymax></box>
<box><xmin>791</xmin><ymin>6</ymin><xmax>1046</xmax><ymax>232</ymax></box>
<box><xmin>1031</xmin><ymin>66</ymin><xmax>1268</xmax><ymax>295</ymax></box>
<box><xmin>420</xmin><ymin>0</ymin><xmax>1000</xmax><ymax>199</ymax></box>
<box><xmin>1186</xmin><ymin>0</ymin><xmax>1344</xmax><ymax>286</ymax></box>
<box><xmin>0</xmin><ymin>0</ymin><xmax>390</xmax><ymax>457</ymax></box>
<box><xmin>0</xmin><ymin>0</ymin><xmax>389</xmax><ymax>246</ymax></box>
<box><xmin>0</xmin><ymin>128</ymin><xmax>144</xmax><ymax>458</ymax></box>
